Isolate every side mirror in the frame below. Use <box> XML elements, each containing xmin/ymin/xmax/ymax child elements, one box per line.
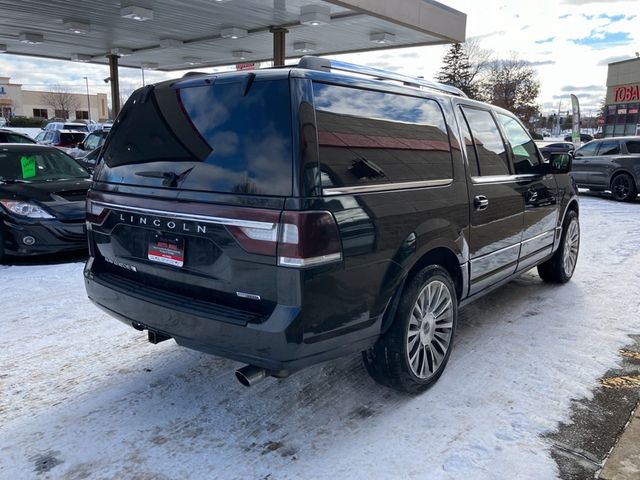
<box><xmin>547</xmin><ymin>152</ymin><xmax>573</xmax><ymax>174</ymax></box>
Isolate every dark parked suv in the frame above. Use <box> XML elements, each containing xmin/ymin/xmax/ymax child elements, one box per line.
<box><xmin>572</xmin><ymin>136</ymin><xmax>640</xmax><ymax>201</ymax></box>
<box><xmin>84</xmin><ymin>57</ymin><xmax>579</xmax><ymax>393</ymax></box>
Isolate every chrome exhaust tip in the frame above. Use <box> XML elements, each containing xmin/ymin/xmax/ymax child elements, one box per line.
<box><xmin>235</xmin><ymin>365</ymin><xmax>269</xmax><ymax>387</ymax></box>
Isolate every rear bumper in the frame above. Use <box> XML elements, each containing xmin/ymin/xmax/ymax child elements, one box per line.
<box><xmin>84</xmin><ymin>258</ymin><xmax>379</xmax><ymax>371</ymax></box>
<box><xmin>2</xmin><ymin>217</ymin><xmax>87</xmax><ymax>256</ymax></box>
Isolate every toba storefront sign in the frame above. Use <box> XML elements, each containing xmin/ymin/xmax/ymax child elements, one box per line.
<box><xmin>613</xmin><ymin>83</ymin><xmax>640</xmax><ymax>102</ymax></box>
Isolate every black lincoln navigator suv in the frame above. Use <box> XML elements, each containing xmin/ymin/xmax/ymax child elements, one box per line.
<box><xmin>84</xmin><ymin>57</ymin><xmax>579</xmax><ymax>393</ymax></box>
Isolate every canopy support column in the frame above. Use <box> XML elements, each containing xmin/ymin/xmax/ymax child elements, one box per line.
<box><xmin>270</xmin><ymin>27</ymin><xmax>288</xmax><ymax>66</ymax></box>
<box><xmin>107</xmin><ymin>54</ymin><xmax>121</xmax><ymax>119</ymax></box>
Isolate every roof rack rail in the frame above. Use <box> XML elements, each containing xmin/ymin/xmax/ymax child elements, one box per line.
<box><xmin>297</xmin><ymin>56</ymin><xmax>467</xmax><ymax>98</ymax></box>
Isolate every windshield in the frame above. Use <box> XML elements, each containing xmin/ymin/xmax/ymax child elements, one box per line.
<box><xmin>0</xmin><ymin>148</ymin><xmax>90</xmax><ymax>182</ymax></box>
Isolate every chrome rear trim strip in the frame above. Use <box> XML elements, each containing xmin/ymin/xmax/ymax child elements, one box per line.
<box><xmin>322</xmin><ymin>178</ymin><xmax>452</xmax><ymax>196</ymax></box>
<box><xmin>91</xmin><ymin>201</ymin><xmax>276</xmax><ymax>230</ymax></box>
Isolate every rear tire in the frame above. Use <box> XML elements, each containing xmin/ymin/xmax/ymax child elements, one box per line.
<box><xmin>0</xmin><ymin>226</ymin><xmax>5</xmax><ymax>264</ymax></box>
<box><xmin>363</xmin><ymin>265</ymin><xmax>457</xmax><ymax>393</ymax></box>
<box><xmin>610</xmin><ymin>173</ymin><xmax>637</xmax><ymax>202</ymax></box>
<box><xmin>537</xmin><ymin>210</ymin><xmax>579</xmax><ymax>283</ymax></box>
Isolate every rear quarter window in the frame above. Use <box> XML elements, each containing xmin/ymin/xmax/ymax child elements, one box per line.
<box><xmin>312</xmin><ymin>83</ymin><xmax>452</xmax><ymax>189</ymax></box>
<box><xmin>625</xmin><ymin>140</ymin><xmax>640</xmax><ymax>154</ymax></box>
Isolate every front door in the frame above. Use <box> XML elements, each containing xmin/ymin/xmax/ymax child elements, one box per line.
<box><xmin>572</xmin><ymin>141</ymin><xmax>599</xmax><ymax>186</ymax></box>
<box><xmin>457</xmin><ymin>106</ymin><xmax>524</xmax><ymax>295</ymax></box>
<box><xmin>496</xmin><ymin>113</ymin><xmax>559</xmax><ymax>271</ymax></box>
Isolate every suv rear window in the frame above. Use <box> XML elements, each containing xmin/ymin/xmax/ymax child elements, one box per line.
<box><xmin>313</xmin><ymin>83</ymin><xmax>452</xmax><ymax>188</ymax></box>
<box><xmin>102</xmin><ymin>78</ymin><xmax>293</xmax><ymax>196</ymax></box>
<box><xmin>60</xmin><ymin>132</ymin><xmax>87</xmax><ymax>144</ymax></box>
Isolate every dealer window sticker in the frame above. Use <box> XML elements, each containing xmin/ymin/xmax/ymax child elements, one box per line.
<box><xmin>20</xmin><ymin>155</ymin><xmax>37</xmax><ymax>179</ymax></box>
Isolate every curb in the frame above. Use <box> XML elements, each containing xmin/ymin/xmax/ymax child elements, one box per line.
<box><xmin>599</xmin><ymin>402</ymin><xmax>640</xmax><ymax>479</ymax></box>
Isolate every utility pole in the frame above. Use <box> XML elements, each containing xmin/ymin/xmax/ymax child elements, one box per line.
<box><xmin>83</xmin><ymin>76</ymin><xmax>91</xmax><ymax>122</ymax></box>
<box><xmin>141</xmin><ymin>66</ymin><xmax>145</xmax><ymax>86</ymax></box>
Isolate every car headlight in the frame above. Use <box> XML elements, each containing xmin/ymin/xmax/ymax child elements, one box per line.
<box><xmin>0</xmin><ymin>200</ymin><xmax>54</xmax><ymax>219</ymax></box>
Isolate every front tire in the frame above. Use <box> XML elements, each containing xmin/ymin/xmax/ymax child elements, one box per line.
<box><xmin>537</xmin><ymin>210</ymin><xmax>579</xmax><ymax>283</ymax></box>
<box><xmin>363</xmin><ymin>265</ymin><xmax>457</xmax><ymax>393</ymax></box>
<box><xmin>610</xmin><ymin>173</ymin><xmax>637</xmax><ymax>202</ymax></box>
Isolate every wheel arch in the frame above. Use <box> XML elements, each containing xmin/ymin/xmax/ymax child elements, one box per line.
<box><xmin>380</xmin><ymin>245</ymin><xmax>464</xmax><ymax>334</ymax></box>
<box><xmin>609</xmin><ymin>168</ymin><xmax>637</xmax><ymax>188</ymax></box>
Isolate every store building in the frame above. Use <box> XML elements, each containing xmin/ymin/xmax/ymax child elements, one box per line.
<box><xmin>603</xmin><ymin>57</ymin><xmax>640</xmax><ymax>137</ymax></box>
<box><xmin>0</xmin><ymin>77</ymin><xmax>108</xmax><ymax>122</ymax></box>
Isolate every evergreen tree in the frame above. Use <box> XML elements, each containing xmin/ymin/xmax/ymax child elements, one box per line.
<box><xmin>436</xmin><ymin>43</ymin><xmax>480</xmax><ymax>99</ymax></box>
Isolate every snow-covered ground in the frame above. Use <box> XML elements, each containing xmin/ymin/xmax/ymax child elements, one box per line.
<box><xmin>1</xmin><ymin>194</ymin><xmax>639</xmax><ymax>479</ymax></box>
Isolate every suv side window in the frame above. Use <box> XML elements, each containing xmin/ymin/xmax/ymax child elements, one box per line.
<box><xmin>575</xmin><ymin>142</ymin><xmax>598</xmax><ymax>157</ymax></box>
<box><xmin>598</xmin><ymin>140</ymin><xmax>620</xmax><ymax>156</ymax></box>
<box><xmin>496</xmin><ymin>113</ymin><xmax>542</xmax><ymax>174</ymax></box>
<box><xmin>625</xmin><ymin>140</ymin><xmax>640</xmax><ymax>154</ymax></box>
<box><xmin>458</xmin><ymin>112</ymin><xmax>479</xmax><ymax>177</ymax></box>
<box><xmin>313</xmin><ymin>83</ymin><xmax>452</xmax><ymax>188</ymax></box>
<box><xmin>84</xmin><ymin>133</ymin><xmax>101</xmax><ymax>150</ymax></box>
<box><xmin>460</xmin><ymin>106</ymin><xmax>510</xmax><ymax>176</ymax></box>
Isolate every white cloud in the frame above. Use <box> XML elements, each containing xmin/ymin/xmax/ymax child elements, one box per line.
<box><xmin>0</xmin><ymin>0</ymin><xmax>638</xmax><ymax>116</ymax></box>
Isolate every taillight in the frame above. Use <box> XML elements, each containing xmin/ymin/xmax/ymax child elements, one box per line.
<box><xmin>277</xmin><ymin>211</ymin><xmax>342</xmax><ymax>267</ymax></box>
<box><xmin>226</xmin><ymin>210</ymin><xmax>342</xmax><ymax>268</ymax></box>
<box><xmin>85</xmin><ymin>198</ymin><xmax>109</xmax><ymax>225</ymax></box>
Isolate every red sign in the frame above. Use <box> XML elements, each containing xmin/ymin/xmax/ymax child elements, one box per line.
<box><xmin>236</xmin><ymin>63</ymin><xmax>256</xmax><ymax>71</ymax></box>
<box><xmin>614</xmin><ymin>84</ymin><xmax>640</xmax><ymax>102</ymax></box>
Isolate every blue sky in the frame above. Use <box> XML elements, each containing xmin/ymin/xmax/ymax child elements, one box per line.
<box><xmin>0</xmin><ymin>0</ymin><xmax>639</xmax><ymax>116</ymax></box>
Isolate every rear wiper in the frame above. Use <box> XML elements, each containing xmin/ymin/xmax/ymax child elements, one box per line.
<box><xmin>135</xmin><ymin>167</ymin><xmax>194</xmax><ymax>187</ymax></box>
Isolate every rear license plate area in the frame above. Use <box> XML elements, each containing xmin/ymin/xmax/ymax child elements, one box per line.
<box><xmin>147</xmin><ymin>234</ymin><xmax>185</xmax><ymax>267</ymax></box>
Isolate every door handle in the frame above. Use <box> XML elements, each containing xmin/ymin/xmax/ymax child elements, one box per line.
<box><xmin>474</xmin><ymin>195</ymin><xmax>489</xmax><ymax>211</ymax></box>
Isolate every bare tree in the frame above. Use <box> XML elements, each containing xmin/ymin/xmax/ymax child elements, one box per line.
<box><xmin>463</xmin><ymin>38</ymin><xmax>492</xmax><ymax>86</ymax></box>
<box><xmin>40</xmin><ymin>86</ymin><xmax>81</xmax><ymax>120</ymax></box>
<box><xmin>479</xmin><ymin>55</ymin><xmax>541</xmax><ymax>126</ymax></box>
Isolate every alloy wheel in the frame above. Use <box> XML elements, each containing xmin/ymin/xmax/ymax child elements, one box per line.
<box><xmin>406</xmin><ymin>280</ymin><xmax>454</xmax><ymax>380</ymax></box>
<box><xmin>562</xmin><ymin>219</ymin><xmax>579</xmax><ymax>276</ymax></box>
<box><xmin>612</xmin><ymin>175</ymin><xmax>632</xmax><ymax>200</ymax></box>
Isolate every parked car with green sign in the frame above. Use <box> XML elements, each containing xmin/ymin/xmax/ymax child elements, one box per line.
<box><xmin>0</xmin><ymin>144</ymin><xmax>90</xmax><ymax>261</ymax></box>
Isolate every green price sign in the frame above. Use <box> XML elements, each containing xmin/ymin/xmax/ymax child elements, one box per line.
<box><xmin>20</xmin><ymin>155</ymin><xmax>36</xmax><ymax>179</ymax></box>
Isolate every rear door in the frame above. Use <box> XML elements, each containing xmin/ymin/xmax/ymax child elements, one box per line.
<box><xmin>457</xmin><ymin>105</ymin><xmax>524</xmax><ymax>294</ymax></box>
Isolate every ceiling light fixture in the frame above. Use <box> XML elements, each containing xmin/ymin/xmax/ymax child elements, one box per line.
<box><xmin>232</xmin><ymin>50</ymin><xmax>251</xmax><ymax>59</ymax></box>
<box><xmin>369</xmin><ymin>32</ymin><xmax>395</xmax><ymax>44</ymax></box>
<box><xmin>110</xmin><ymin>47</ymin><xmax>133</xmax><ymax>56</ymax></box>
<box><xmin>19</xmin><ymin>32</ymin><xmax>44</xmax><ymax>44</ymax></box>
<box><xmin>63</xmin><ymin>20</ymin><xmax>90</xmax><ymax>35</ymax></box>
<box><xmin>221</xmin><ymin>27</ymin><xmax>248</xmax><ymax>39</ymax></box>
<box><xmin>300</xmin><ymin>5</ymin><xmax>330</xmax><ymax>26</ymax></box>
<box><xmin>293</xmin><ymin>42</ymin><xmax>316</xmax><ymax>53</ymax></box>
<box><xmin>71</xmin><ymin>53</ymin><xmax>92</xmax><ymax>62</ymax></box>
<box><xmin>183</xmin><ymin>56</ymin><xmax>202</xmax><ymax>65</ymax></box>
<box><xmin>160</xmin><ymin>38</ymin><xmax>183</xmax><ymax>48</ymax></box>
<box><xmin>141</xmin><ymin>61</ymin><xmax>159</xmax><ymax>69</ymax></box>
<box><xmin>120</xmin><ymin>5</ymin><xmax>154</xmax><ymax>21</ymax></box>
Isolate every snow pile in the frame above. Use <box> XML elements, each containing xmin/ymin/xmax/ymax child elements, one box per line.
<box><xmin>1</xmin><ymin>195</ymin><xmax>639</xmax><ymax>479</ymax></box>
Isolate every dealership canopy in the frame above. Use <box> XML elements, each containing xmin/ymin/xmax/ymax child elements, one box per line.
<box><xmin>0</xmin><ymin>0</ymin><xmax>466</xmax><ymax>114</ymax></box>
